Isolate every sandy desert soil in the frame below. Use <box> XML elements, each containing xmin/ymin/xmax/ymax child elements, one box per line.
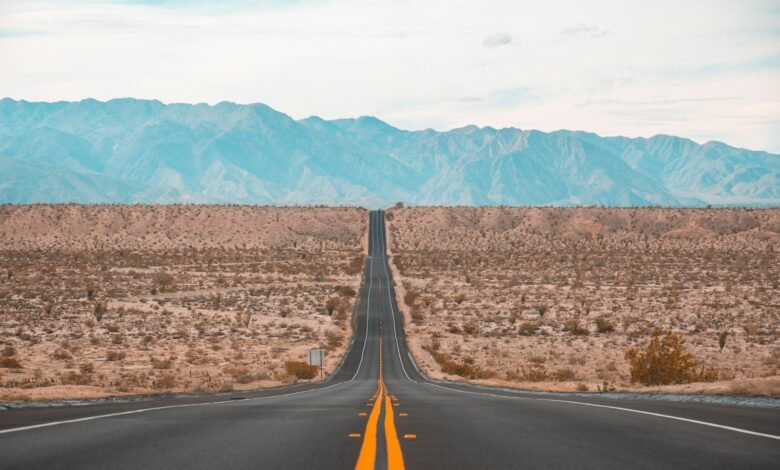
<box><xmin>386</xmin><ymin>207</ymin><xmax>780</xmax><ymax>396</ymax></box>
<box><xmin>0</xmin><ymin>205</ymin><xmax>366</xmax><ymax>401</ymax></box>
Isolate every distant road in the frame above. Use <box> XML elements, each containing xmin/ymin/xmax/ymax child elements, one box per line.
<box><xmin>0</xmin><ymin>210</ymin><xmax>778</xmax><ymax>469</ymax></box>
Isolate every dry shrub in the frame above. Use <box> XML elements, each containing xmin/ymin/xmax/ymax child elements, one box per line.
<box><xmin>86</xmin><ymin>283</ymin><xmax>96</xmax><ymax>300</ymax></box>
<box><xmin>154</xmin><ymin>373</ymin><xmax>176</xmax><ymax>390</ymax></box>
<box><xmin>345</xmin><ymin>256</ymin><xmax>364</xmax><ymax>275</ymax></box>
<box><xmin>52</xmin><ymin>348</ymin><xmax>72</xmax><ymax>360</ymax></box>
<box><xmin>325</xmin><ymin>330</ymin><xmax>343</xmax><ymax>349</ymax></box>
<box><xmin>595</xmin><ymin>316</ymin><xmax>615</xmax><ymax>333</ymax></box>
<box><xmin>718</xmin><ymin>331</ymin><xmax>728</xmax><ymax>351</ymax></box>
<box><xmin>506</xmin><ymin>365</ymin><xmax>548</xmax><ymax>382</ymax></box>
<box><xmin>236</xmin><ymin>310</ymin><xmax>253</xmax><ymax>327</ymax></box>
<box><xmin>153</xmin><ymin>271</ymin><xmax>176</xmax><ymax>292</ymax></box>
<box><xmin>233</xmin><ymin>374</ymin><xmax>251</xmax><ymax>384</ymax></box>
<box><xmin>93</xmin><ymin>302</ymin><xmax>107</xmax><ymax>322</ymax></box>
<box><xmin>404</xmin><ymin>290</ymin><xmax>419</xmax><ymax>307</ymax></box>
<box><xmin>225</xmin><ymin>366</ymin><xmax>249</xmax><ymax>378</ymax></box>
<box><xmin>462</xmin><ymin>321</ymin><xmax>480</xmax><ymax>336</ymax></box>
<box><xmin>222</xmin><ymin>367</ymin><xmax>268</xmax><ymax>384</ymax></box>
<box><xmin>285</xmin><ymin>361</ymin><xmax>318</xmax><ymax>380</ymax></box>
<box><xmin>106</xmin><ymin>350</ymin><xmax>126</xmax><ymax>361</ymax></box>
<box><xmin>336</xmin><ymin>285</ymin><xmax>356</xmax><ymax>297</ymax></box>
<box><xmin>0</xmin><ymin>357</ymin><xmax>22</xmax><ymax>369</ymax></box>
<box><xmin>551</xmin><ymin>368</ymin><xmax>577</xmax><ymax>381</ymax></box>
<box><xmin>426</xmin><ymin>348</ymin><xmax>495</xmax><ymax>379</ymax></box>
<box><xmin>564</xmin><ymin>319</ymin><xmax>589</xmax><ymax>336</ymax></box>
<box><xmin>410</xmin><ymin>308</ymin><xmax>424</xmax><ymax>325</ymax></box>
<box><xmin>535</xmin><ymin>305</ymin><xmax>548</xmax><ymax>317</ymax></box>
<box><xmin>151</xmin><ymin>358</ymin><xmax>173</xmax><ymax>369</ymax></box>
<box><xmin>61</xmin><ymin>371</ymin><xmax>92</xmax><ymax>385</ymax></box>
<box><xmin>517</xmin><ymin>321</ymin><xmax>538</xmax><ymax>336</ymax></box>
<box><xmin>625</xmin><ymin>330</ymin><xmax>717</xmax><ymax>385</ymax></box>
<box><xmin>325</xmin><ymin>297</ymin><xmax>340</xmax><ymax>315</ymax></box>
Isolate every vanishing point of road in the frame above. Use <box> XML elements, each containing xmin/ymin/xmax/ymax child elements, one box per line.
<box><xmin>0</xmin><ymin>210</ymin><xmax>778</xmax><ymax>469</ymax></box>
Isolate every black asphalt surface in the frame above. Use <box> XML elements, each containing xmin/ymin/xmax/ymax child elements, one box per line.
<box><xmin>0</xmin><ymin>210</ymin><xmax>778</xmax><ymax>469</ymax></box>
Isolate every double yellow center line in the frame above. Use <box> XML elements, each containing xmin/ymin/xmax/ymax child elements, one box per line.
<box><xmin>355</xmin><ymin>337</ymin><xmax>405</xmax><ymax>470</ymax></box>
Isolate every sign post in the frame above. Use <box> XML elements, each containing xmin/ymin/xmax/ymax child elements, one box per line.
<box><xmin>307</xmin><ymin>349</ymin><xmax>325</xmax><ymax>378</ymax></box>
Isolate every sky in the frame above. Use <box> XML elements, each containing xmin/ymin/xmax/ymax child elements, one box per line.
<box><xmin>1</xmin><ymin>0</ymin><xmax>779</xmax><ymax>152</ymax></box>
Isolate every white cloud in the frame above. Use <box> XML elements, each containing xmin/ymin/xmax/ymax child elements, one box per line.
<box><xmin>562</xmin><ymin>23</ymin><xmax>609</xmax><ymax>38</ymax></box>
<box><xmin>483</xmin><ymin>32</ymin><xmax>512</xmax><ymax>48</ymax></box>
<box><xmin>0</xmin><ymin>0</ymin><xmax>778</xmax><ymax>152</ymax></box>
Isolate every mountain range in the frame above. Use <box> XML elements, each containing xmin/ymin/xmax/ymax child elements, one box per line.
<box><xmin>1</xmin><ymin>98</ymin><xmax>778</xmax><ymax>208</ymax></box>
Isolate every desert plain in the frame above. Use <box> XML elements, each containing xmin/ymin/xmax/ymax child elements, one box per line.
<box><xmin>0</xmin><ymin>205</ymin><xmax>365</xmax><ymax>401</ymax></box>
<box><xmin>1</xmin><ymin>204</ymin><xmax>778</xmax><ymax>403</ymax></box>
<box><xmin>387</xmin><ymin>206</ymin><xmax>779</xmax><ymax>396</ymax></box>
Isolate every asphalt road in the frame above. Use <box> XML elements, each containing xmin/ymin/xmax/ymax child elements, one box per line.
<box><xmin>0</xmin><ymin>210</ymin><xmax>778</xmax><ymax>469</ymax></box>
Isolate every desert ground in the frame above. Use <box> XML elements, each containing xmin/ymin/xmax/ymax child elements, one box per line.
<box><xmin>387</xmin><ymin>206</ymin><xmax>780</xmax><ymax>396</ymax></box>
<box><xmin>0</xmin><ymin>205</ymin><xmax>366</xmax><ymax>401</ymax></box>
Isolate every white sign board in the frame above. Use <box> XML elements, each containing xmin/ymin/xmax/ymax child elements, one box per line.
<box><xmin>307</xmin><ymin>349</ymin><xmax>325</xmax><ymax>367</ymax></box>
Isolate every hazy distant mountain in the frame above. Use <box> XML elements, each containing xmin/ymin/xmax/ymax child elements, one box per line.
<box><xmin>1</xmin><ymin>98</ymin><xmax>778</xmax><ymax>207</ymax></box>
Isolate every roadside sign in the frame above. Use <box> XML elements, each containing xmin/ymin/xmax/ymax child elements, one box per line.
<box><xmin>307</xmin><ymin>349</ymin><xmax>325</xmax><ymax>378</ymax></box>
<box><xmin>307</xmin><ymin>349</ymin><xmax>325</xmax><ymax>366</ymax></box>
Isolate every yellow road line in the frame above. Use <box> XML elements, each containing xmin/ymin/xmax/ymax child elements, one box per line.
<box><xmin>354</xmin><ymin>322</ymin><xmax>408</xmax><ymax>469</ymax></box>
<box><xmin>355</xmin><ymin>381</ymin><xmax>384</xmax><ymax>470</ymax></box>
<box><xmin>384</xmin><ymin>387</ymin><xmax>405</xmax><ymax>470</ymax></box>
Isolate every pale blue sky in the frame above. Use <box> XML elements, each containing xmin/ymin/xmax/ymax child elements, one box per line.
<box><xmin>1</xmin><ymin>0</ymin><xmax>778</xmax><ymax>152</ymax></box>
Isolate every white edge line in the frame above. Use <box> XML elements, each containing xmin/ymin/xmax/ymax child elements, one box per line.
<box><xmin>0</xmin><ymin>380</ymin><xmax>348</xmax><ymax>436</ymax></box>
<box><xmin>350</xmin><ymin>210</ymin><xmax>374</xmax><ymax>382</ymax></box>
<box><xmin>379</xmin><ymin>210</ymin><xmax>415</xmax><ymax>383</ymax></box>
<box><xmin>421</xmin><ymin>381</ymin><xmax>780</xmax><ymax>441</ymax></box>
<box><xmin>537</xmin><ymin>399</ymin><xmax>780</xmax><ymax>441</ymax></box>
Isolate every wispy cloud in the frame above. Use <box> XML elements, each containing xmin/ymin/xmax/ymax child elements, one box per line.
<box><xmin>0</xmin><ymin>28</ymin><xmax>47</xmax><ymax>38</ymax></box>
<box><xmin>562</xmin><ymin>23</ymin><xmax>609</xmax><ymax>39</ymax></box>
<box><xmin>577</xmin><ymin>97</ymin><xmax>741</xmax><ymax>107</ymax></box>
<box><xmin>483</xmin><ymin>32</ymin><xmax>512</xmax><ymax>48</ymax></box>
<box><xmin>118</xmin><ymin>0</ymin><xmax>328</xmax><ymax>10</ymax></box>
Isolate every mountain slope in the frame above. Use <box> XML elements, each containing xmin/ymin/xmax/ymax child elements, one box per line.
<box><xmin>0</xmin><ymin>98</ymin><xmax>777</xmax><ymax>207</ymax></box>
